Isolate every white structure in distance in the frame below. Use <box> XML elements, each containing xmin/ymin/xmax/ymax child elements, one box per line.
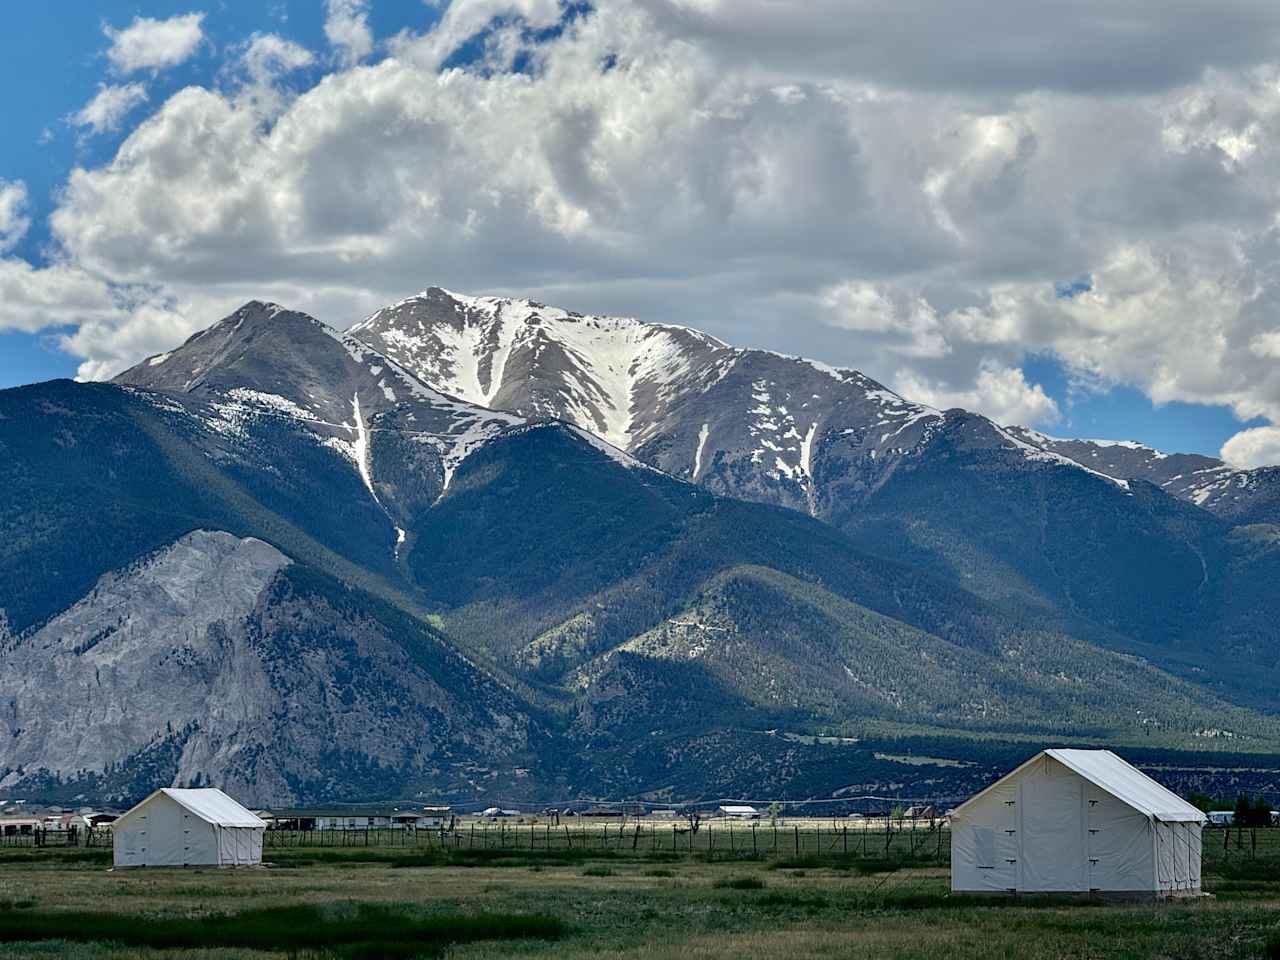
<box><xmin>951</xmin><ymin>749</ymin><xmax>1205</xmax><ymax>898</ymax></box>
<box><xmin>113</xmin><ymin>788</ymin><xmax>266</xmax><ymax>869</ymax></box>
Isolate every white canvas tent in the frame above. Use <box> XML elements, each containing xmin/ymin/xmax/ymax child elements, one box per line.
<box><xmin>951</xmin><ymin>749</ymin><xmax>1204</xmax><ymax>897</ymax></box>
<box><xmin>113</xmin><ymin>788</ymin><xmax>266</xmax><ymax>868</ymax></box>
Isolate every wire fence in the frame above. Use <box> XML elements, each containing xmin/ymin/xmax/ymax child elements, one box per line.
<box><xmin>0</xmin><ymin>827</ymin><xmax>113</xmax><ymax>848</ymax></box>
<box><xmin>262</xmin><ymin>817</ymin><xmax>954</xmax><ymax>861</ymax></box>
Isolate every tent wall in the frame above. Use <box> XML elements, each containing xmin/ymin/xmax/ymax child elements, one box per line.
<box><xmin>951</xmin><ymin>776</ymin><xmax>1018</xmax><ymax>893</ymax></box>
<box><xmin>1085</xmin><ymin>780</ymin><xmax>1155</xmax><ymax>893</ymax></box>
<box><xmin>1154</xmin><ymin>820</ymin><xmax>1201</xmax><ymax>895</ymax></box>
<box><xmin>113</xmin><ymin>793</ymin><xmax>219</xmax><ymax>868</ymax></box>
<box><xmin>1016</xmin><ymin>756</ymin><xmax>1089</xmax><ymax>892</ymax></box>
<box><xmin>215</xmin><ymin>825</ymin><xmax>265</xmax><ymax>866</ymax></box>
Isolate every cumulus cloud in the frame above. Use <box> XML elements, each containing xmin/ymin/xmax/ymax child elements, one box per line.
<box><xmin>105</xmin><ymin>12</ymin><xmax>206</xmax><ymax>74</ymax></box>
<box><xmin>324</xmin><ymin>0</ymin><xmax>374</xmax><ymax>67</ymax></box>
<box><xmin>895</xmin><ymin>363</ymin><xmax>1061</xmax><ymax>426</ymax></box>
<box><xmin>1222</xmin><ymin>426</ymin><xmax>1280</xmax><ymax>469</ymax></box>
<box><xmin>70</xmin><ymin>83</ymin><xmax>148</xmax><ymax>135</ymax></box>
<box><xmin>635</xmin><ymin>0</ymin><xmax>1280</xmax><ymax>94</ymax></box>
<box><xmin>0</xmin><ymin>181</ymin><xmax>30</xmax><ymax>254</ymax></box>
<box><xmin>0</xmin><ymin>259</ymin><xmax>123</xmax><ymax>335</ymax></box>
<box><xmin>240</xmin><ymin>34</ymin><xmax>314</xmax><ymax>83</ymax></box>
<box><xmin>5</xmin><ymin>0</ymin><xmax>1280</xmax><ymax>465</ymax></box>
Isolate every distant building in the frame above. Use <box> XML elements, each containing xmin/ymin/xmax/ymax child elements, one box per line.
<box><xmin>1206</xmin><ymin>811</ymin><xmax>1234</xmax><ymax>826</ymax></box>
<box><xmin>479</xmin><ymin>807</ymin><xmax>521</xmax><ymax>820</ymax></box>
<box><xmin>903</xmin><ymin>805</ymin><xmax>938</xmax><ymax>820</ymax></box>
<box><xmin>0</xmin><ymin>817</ymin><xmax>41</xmax><ymax>836</ymax></box>
<box><xmin>113</xmin><ymin>788</ymin><xmax>266</xmax><ymax>869</ymax></box>
<box><xmin>648</xmin><ymin>809</ymin><xmax>679</xmax><ymax>819</ymax></box>
<box><xmin>717</xmin><ymin>805</ymin><xmax>760</xmax><ymax>819</ymax></box>
<box><xmin>581</xmin><ymin>806</ymin><xmax>624</xmax><ymax>818</ymax></box>
<box><xmin>269</xmin><ymin>806</ymin><xmax>450</xmax><ymax>830</ymax></box>
<box><xmin>951</xmin><ymin>749</ymin><xmax>1204</xmax><ymax>897</ymax></box>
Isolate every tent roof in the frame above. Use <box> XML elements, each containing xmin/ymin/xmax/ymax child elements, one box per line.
<box><xmin>1045</xmin><ymin>750</ymin><xmax>1205</xmax><ymax>822</ymax></box>
<box><xmin>120</xmin><ymin>789</ymin><xmax>265</xmax><ymax>828</ymax></box>
<box><xmin>955</xmin><ymin>749</ymin><xmax>1205</xmax><ymax>823</ymax></box>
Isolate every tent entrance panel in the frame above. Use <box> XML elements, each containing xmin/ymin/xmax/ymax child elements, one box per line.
<box><xmin>1016</xmin><ymin>759</ymin><xmax>1087</xmax><ymax>892</ymax></box>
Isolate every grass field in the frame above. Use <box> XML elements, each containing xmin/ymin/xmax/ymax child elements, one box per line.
<box><xmin>0</xmin><ymin>831</ymin><xmax>1277</xmax><ymax>959</ymax></box>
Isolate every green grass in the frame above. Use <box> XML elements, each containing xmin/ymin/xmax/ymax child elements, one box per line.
<box><xmin>3</xmin><ymin>836</ymin><xmax>1279</xmax><ymax>959</ymax></box>
<box><xmin>712</xmin><ymin>876</ymin><xmax>765</xmax><ymax>890</ymax></box>
<box><xmin>0</xmin><ymin>904</ymin><xmax>563</xmax><ymax>958</ymax></box>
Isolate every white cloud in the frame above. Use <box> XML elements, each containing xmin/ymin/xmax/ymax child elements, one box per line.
<box><xmin>1222</xmin><ymin>426</ymin><xmax>1280</xmax><ymax>469</ymax></box>
<box><xmin>895</xmin><ymin>363</ymin><xmax>1061</xmax><ymax>426</ymax></box>
<box><xmin>0</xmin><ymin>181</ymin><xmax>30</xmax><ymax>254</ymax></box>
<box><xmin>405</xmin><ymin>0</ymin><xmax>565</xmax><ymax>69</ymax></box>
<box><xmin>0</xmin><ymin>259</ymin><xmax>123</xmax><ymax>335</ymax></box>
<box><xmin>105</xmin><ymin>12</ymin><xmax>206</xmax><ymax>74</ymax></box>
<box><xmin>2</xmin><ymin>0</ymin><xmax>1280</xmax><ymax>460</ymax></box>
<box><xmin>241</xmin><ymin>34</ymin><xmax>313</xmax><ymax>83</ymax></box>
<box><xmin>324</xmin><ymin>0</ymin><xmax>374</xmax><ymax>67</ymax></box>
<box><xmin>70</xmin><ymin>83</ymin><xmax>149</xmax><ymax>135</ymax></box>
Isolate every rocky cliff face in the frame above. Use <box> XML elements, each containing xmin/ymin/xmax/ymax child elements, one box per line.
<box><xmin>0</xmin><ymin>531</ymin><xmax>538</xmax><ymax>805</ymax></box>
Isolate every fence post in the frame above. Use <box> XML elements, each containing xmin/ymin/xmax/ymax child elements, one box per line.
<box><xmin>794</xmin><ymin>825</ymin><xmax>799</xmax><ymax>856</ymax></box>
<box><xmin>753</xmin><ymin>824</ymin><xmax>758</xmax><ymax>857</ymax></box>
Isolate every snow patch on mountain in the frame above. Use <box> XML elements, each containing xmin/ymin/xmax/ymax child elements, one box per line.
<box><xmin>693</xmin><ymin>422</ymin><xmax>711</xmax><ymax>480</ymax></box>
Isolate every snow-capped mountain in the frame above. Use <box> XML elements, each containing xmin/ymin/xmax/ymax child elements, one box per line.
<box><xmin>1006</xmin><ymin>427</ymin><xmax>1280</xmax><ymax>524</ymax></box>
<box><xmin>7</xmin><ymin>292</ymin><xmax>1280</xmax><ymax>806</ymax></box>
<box><xmin>348</xmin><ymin>288</ymin><xmax>1137</xmax><ymax>518</ymax></box>
<box><xmin>348</xmin><ymin>288</ymin><xmax>1280</xmax><ymax>530</ymax></box>
<box><xmin>116</xmin><ymin>301</ymin><xmax>530</xmax><ymax>557</ymax></box>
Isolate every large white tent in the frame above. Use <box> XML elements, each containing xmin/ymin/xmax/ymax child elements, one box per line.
<box><xmin>951</xmin><ymin>749</ymin><xmax>1204</xmax><ymax>897</ymax></box>
<box><xmin>113</xmin><ymin>788</ymin><xmax>266</xmax><ymax>868</ymax></box>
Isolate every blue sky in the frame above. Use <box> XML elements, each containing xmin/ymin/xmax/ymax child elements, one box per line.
<box><xmin>1</xmin><ymin>0</ymin><xmax>1277</xmax><ymax>464</ymax></box>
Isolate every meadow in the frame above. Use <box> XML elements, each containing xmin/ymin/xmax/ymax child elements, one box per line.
<box><xmin>0</xmin><ymin>827</ymin><xmax>1277</xmax><ymax>959</ymax></box>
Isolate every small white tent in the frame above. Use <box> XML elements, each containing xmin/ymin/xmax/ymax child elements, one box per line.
<box><xmin>113</xmin><ymin>788</ymin><xmax>266</xmax><ymax>869</ymax></box>
<box><xmin>951</xmin><ymin>749</ymin><xmax>1204</xmax><ymax>897</ymax></box>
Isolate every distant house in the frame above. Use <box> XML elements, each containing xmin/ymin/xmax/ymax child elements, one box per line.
<box><xmin>581</xmin><ymin>806</ymin><xmax>624</xmax><ymax>818</ymax></box>
<box><xmin>268</xmin><ymin>806</ymin><xmax>451</xmax><ymax>830</ymax></box>
<box><xmin>648</xmin><ymin>809</ymin><xmax>679</xmax><ymax>820</ymax></box>
<box><xmin>479</xmin><ymin>807</ymin><xmax>521</xmax><ymax>820</ymax></box>
<box><xmin>717</xmin><ymin>805</ymin><xmax>760</xmax><ymax>820</ymax></box>
<box><xmin>903</xmin><ymin>805</ymin><xmax>938</xmax><ymax>820</ymax></box>
<box><xmin>0</xmin><ymin>817</ymin><xmax>41</xmax><ymax>836</ymax></box>
<box><xmin>1206</xmin><ymin>811</ymin><xmax>1235</xmax><ymax>827</ymax></box>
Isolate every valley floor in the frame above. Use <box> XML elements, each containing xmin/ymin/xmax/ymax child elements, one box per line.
<box><xmin>0</xmin><ymin>837</ymin><xmax>1278</xmax><ymax>959</ymax></box>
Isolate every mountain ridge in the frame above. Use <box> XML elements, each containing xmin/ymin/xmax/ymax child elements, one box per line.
<box><xmin>4</xmin><ymin>293</ymin><xmax>1280</xmax><ymax>806</ymax></box>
